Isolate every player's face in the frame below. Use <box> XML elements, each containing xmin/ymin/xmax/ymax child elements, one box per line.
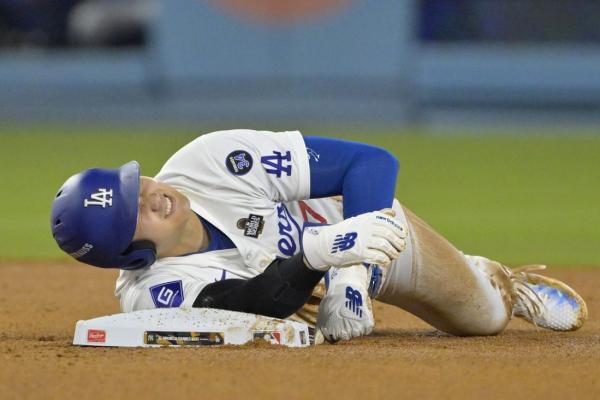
<box><xmin>132</xmin><ymin>177</ymin><xmax>191</xmax><ymax>251</ymax></box>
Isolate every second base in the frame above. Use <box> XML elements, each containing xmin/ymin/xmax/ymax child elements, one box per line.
<box><xmin>73</xmin><ymin>308</ymin><xmax>315</xmax><ymax>348</ymax></box>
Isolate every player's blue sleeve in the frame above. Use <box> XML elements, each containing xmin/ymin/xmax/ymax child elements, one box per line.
<box><xmin>304</xmin><ymin>136</ymin><xmax>399</xmax><ymax>218</ymax></box>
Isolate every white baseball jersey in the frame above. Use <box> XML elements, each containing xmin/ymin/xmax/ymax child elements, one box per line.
<box><xmin>116</xmin><ymin>129</ymin><xmax>345</xmax><ymax>312</ymax></box>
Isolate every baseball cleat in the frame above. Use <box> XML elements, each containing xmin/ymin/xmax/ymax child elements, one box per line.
<box><xmin>510</xmin><ymin>265</ymin><xmax>588</xmax><ymax>331</ymax></box>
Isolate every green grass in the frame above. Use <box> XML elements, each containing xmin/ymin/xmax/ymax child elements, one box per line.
<box><xmin>2</xmin><ymin>124</ymin><xmax>599</xmax><ymax>266</ymax></box>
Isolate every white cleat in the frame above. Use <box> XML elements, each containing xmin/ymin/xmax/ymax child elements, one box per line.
<box><xmin>511</xmin><ymin>265</ymin><xmax>588</xmax><ymax>331</ymax></box>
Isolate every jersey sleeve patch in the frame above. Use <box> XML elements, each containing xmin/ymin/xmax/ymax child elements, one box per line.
<box><xmin>149</xmin><ymin>280</ymin><xmax>185</xmax><ymax>308</ymax></box>
<box><xmin>225</xmin><ymin>150</ymin><xmax>253</xmax><ymax>175</ymax></box>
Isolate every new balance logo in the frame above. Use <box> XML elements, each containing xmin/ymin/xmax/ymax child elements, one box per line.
<box><xmin>84</xmin><ymin>188</ymin><xmax>113</xmax><ymax>208</ymax></box>
<box><xmin>261</xmin><ymin>151</ymin><xmax>292</xmax><ymax>178</ymax></box>
<box><xmin>345</xmin><ymin>286</ymin><xmax>363</xmax><ymax>318</ymax></box>
<box><xmin>331</xmin><ymin>232</ymin><xmax>358</xmax><ymax>253</ymax></box>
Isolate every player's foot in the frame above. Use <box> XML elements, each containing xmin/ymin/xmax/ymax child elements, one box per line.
<box><xmin>510</xmin><ymin>265</ymin><xmax>587</xmax><ymax>331</ymax></box>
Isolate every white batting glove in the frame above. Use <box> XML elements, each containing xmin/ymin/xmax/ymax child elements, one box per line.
<box><xmin>302</xmin><ymin>209</ymin><xmax>407</xmax><ymax>272</ymax></box>
<box><xmin>317</xmin><ymin>266</ymin><xmax>374</xmax><ymax>342</ymax></box>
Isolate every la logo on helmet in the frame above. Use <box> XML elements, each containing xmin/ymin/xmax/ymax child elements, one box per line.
<box><xmin>84</xmin><ymin>188</ymin><xmax>113</xmax><ymax>208</ymax></box>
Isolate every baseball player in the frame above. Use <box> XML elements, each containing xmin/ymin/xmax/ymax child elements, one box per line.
<box><xmin>51</xmin><ymin>129</ymin><xmax>587</xmax><ymax>342</ymax></box>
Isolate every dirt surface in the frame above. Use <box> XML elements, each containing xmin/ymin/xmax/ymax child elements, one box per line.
<box><xmin>1</xmin><ymin>261</ymin><xmax>598</xmax><ymax>400</ymax></box>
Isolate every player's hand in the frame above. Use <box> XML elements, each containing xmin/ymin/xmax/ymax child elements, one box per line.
<box><xmin>317</xmin><ymin>280</ymin><xmax>374</xmax><ymax>343</ymax></box>
<box><xmin>302</xmin><ymin>208</ymin><xmax>407</xmax><ymax>271</ymax></box>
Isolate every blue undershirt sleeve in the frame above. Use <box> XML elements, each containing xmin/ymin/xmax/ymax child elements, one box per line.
<box><xmin>304</xmin><ymin>136</ymin><xmax>399</xmax><ymax>218</ymax></box>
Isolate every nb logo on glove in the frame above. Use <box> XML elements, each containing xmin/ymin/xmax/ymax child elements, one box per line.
<box><xmin>345</xmin><ymin>286</ymin><xmax>363</xmax><ymax>318</ymax></box>
<box><xmin>331</xmin><ymin>232</ymin><xmax>358</xmax><ymax>253</ymax></box>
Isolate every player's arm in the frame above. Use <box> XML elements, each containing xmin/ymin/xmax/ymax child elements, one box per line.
<box><xmin>194</xmin><ymin>209</ymin><xmax>407</xmax><ymax>319</ymax></box>
<box><xmin>304</xmin><ymin>136</ymin><xmax>399</xmax><ymax>218</ymax></box>
<box><xmin>304</xmin><ymin>136</ymin><xmax>400</xmax><ymax>341</ymax></box>
<box><xmin>193</xmin><ymin>254</ymin><xmax>322</xmax><ymax>319</ymax></box>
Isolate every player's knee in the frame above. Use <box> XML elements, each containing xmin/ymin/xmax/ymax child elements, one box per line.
<box><xmin>446</xmin><ymin>313</ymin><xmax>509</xmax><ymax>337</ymax></box>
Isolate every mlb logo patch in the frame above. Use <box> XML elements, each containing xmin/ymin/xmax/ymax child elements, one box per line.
<box><xmin>150</xmin><ymin>281</ymin><xmax>184</xmax><ymax>308</ymax></box>
<box><xmin>252</xmin><ymin>331</ymin><xmax>282</xmax><ymax>345</ymax></box>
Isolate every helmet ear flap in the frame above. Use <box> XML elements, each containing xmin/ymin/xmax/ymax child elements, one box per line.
<box><xmin>121</xmin><ymin>240</ymin><xmax>156</xmax><ymax>270</ymax></box>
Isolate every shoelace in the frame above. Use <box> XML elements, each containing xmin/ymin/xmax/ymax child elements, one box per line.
<box><xmin>510</xmin><ymin>265</ymin><xmax>548</xmax><ymax>325</ymax></box>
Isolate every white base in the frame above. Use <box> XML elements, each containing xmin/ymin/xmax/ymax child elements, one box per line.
<box><xmin>73</xmin><ymin>308</ymin><xmax>314</xmax><ymax>348</ymax></box>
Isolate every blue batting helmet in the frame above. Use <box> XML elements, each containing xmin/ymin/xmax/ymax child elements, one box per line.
<box><xmin>50</xmin><ymin>161</ymin><xmax>156</xmax><ymax>270</ymax></box>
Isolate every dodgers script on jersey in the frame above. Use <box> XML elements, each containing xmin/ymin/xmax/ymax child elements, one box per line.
<box><xmin>116</xmin><ymin>130</ymin><xmax>348</xmax><ymax>313</ymax></box>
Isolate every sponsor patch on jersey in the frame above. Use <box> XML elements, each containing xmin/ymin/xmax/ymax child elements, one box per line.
<box><xmin>149</xmin><ymin>281</ymin><xmax>184</xmax><ymax>308</ymax></box>
<box><xmin>237</xmin><ymin>214</ymin><xmax>265</xmax><ymax>238</ymax></box>
<box><xmin>226</xmin><ymin>150</ymin><xmax>253</xmax><ymax>175</ymax></box>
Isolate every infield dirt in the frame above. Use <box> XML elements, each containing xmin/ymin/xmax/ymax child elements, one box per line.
<box><xmin>1</xmin><ymin>262</ymin><xmax>598</xmax><ymax>400</ymax></box>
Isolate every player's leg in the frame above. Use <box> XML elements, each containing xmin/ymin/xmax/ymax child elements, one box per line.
<box><xmin>376</xmin><ymin>204</ymin><xmax>511</xmax><ymax>335</ymax></box>
<box><xmin>376</xmin><ymin>202</ymin><xmax>587</xmax><ymax>336</ymax></box>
